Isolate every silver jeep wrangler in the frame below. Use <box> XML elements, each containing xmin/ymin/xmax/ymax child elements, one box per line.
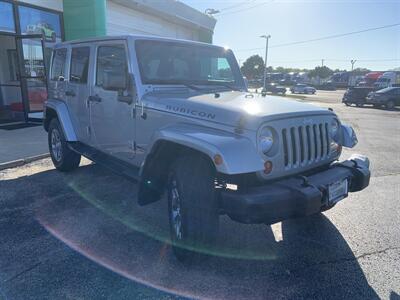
<box><xmin>44</xmin><ymin>35</ymin><xmax>370</xmax><ymax>261</ymax></box>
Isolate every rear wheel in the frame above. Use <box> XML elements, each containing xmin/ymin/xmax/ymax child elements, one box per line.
<box><xmin>385</xmin><ymin>100</ymin><xmax>395</xmax><ymax>110</ymax></box>
<box><xmin>167</xmin><ymin>155</ymin><xmax>219</xmax><ymax>262</ymax></box>
<box><xmin>48</xmin><ymin>118</ymin><xmax>81</xmax><ymax>171</ymax></box>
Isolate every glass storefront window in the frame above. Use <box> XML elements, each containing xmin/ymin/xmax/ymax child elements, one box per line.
<box><xmin>0</xmin><ymin>1</ymin><xmax>15</xmax><ymax>33</ymax></box>
<box><xmin>18</xmin><ymin>5</ymin><xmax>62</xmax><ymax>44</ymax></box>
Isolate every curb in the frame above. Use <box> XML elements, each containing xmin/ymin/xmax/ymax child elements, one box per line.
<box><xmin>0</xmin><ymin>153</ymin><xmax>50</xmax><ymax>171</ymax></box>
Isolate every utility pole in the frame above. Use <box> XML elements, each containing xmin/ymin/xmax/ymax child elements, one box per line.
<box><xmin>321</xmin><ymin>59</ymin><xmax>325</xmax><ymax>67</ymax></box>
<box><xmin>260</xmin><ymin>34</ymin><xmax>271</xmax><ymax>92</ymax></box>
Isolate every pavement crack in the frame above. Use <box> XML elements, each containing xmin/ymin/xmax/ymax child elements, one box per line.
<box><xmin>355</xmin><ymin>246</ymin><xmax>400</xmax><ymax>260</ymax></box>
<box><xmin>4</xmin><ymin>261</ymin><xmax>42</xmax><ymax>283</ymax></box>
<box><xmin>288</xmin><ymin>246</ymin><xmax>400</xmax><ymax>274</ymax></box>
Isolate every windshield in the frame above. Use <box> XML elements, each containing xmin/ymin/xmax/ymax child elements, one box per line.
<box><xmin>135</xmin><ymin>40</ymin><xmax>244</xmax><ymax>89</ymax></box>
<box><xmin>376</xmin><ymin>77</ymin><xmax>390</xmax><ymax>83</ymax></box>
<box><xmin>377</xmin><ymin>87</ymin><xmax>395</xmax><ymax>93</ymax></box>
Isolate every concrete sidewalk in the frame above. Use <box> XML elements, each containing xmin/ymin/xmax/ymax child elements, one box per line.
<box><xmin>0</xmin><ymin>124</ymin><xmax>48</xmax><ymax>165</ymax></box>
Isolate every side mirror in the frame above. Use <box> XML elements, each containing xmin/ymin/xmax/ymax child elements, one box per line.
<box><xmin>116</xmin><ymin>73</ymin><xmax>137</xmax><ymax>105</ymax></box>
<box><xmin>128</xmin><ymin>73</ymin><xmax>137</xmax><ymax>99</ymax></box>
<box><xmin>341</xmin><ymin>124</ymin><xmax>358</xmax><ymax>148</ymax></box>
<box><xmin>102</xmin><ymin>70</ymin><xmax>127</xmax><ymax>91</ymax></box>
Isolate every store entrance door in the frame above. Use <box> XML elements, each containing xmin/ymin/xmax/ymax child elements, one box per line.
<box><xmin>16</xmin><ymin>34</ymin><xmax>48</xmax><ymax>121</ymax></box>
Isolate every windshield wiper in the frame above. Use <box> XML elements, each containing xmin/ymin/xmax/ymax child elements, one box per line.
<box><xmin>206</xmin><ymin>83</ymin><xmax>241</xmax><ymax>92</ymax></box>
<box><xmin>180</xmin><ymin>83</ymin><xmax>203</xmax><ymax>91</ymax></box>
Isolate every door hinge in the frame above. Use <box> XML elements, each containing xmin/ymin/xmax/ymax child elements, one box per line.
<box><xmin>131</xmin><ymin>106</ymin><xmax>136</xmax><ymax>119</ymax></box>
<box><xmin>129</xmin><ymin>141</ymin><xmax>137</xmax><ymax>152</ymax></box>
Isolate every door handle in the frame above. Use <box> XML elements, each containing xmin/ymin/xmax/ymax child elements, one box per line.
<box><xmin>88</xmin><ymin>95</ymin><xmax>102</xmax><ymax>103</ymax></box>
<box><xmin>65</xmin><ymin>90</ymin><xmax>76</xmax><ymax>97</ymax></box>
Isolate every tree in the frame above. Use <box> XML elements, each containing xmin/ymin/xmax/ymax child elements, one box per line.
<box><xmin>352</xmin><ymin>68</ymin><xmax>370</xmax><ymax>76</ymax></box>
<box><xmin>308</xmin><ymin>66</ymin><xmax>334</xmax><ymax>79</ymax></box>
<box><xmin>240</xmin><ymin>55</ymin><xmax>264</xmax><ymax>80</ymax></box>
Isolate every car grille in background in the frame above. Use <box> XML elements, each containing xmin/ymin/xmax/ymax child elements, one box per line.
<box><xmin>282</xmin><ymin>123</ymin><xmax>330</xmax><ymax>168</ymax></box>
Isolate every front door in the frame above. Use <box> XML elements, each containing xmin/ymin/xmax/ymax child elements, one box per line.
<box><xmin>89</xmin><ymin>41</ymin><xmax>135</xmax><ymax>162</ymax></box>
<box><xmin>16</xmin><ymin>35</ymin><xmax>47</xmax><ymax>120</ymax></box>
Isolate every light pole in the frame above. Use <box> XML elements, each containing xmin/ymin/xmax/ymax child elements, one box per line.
<box><xmin>350</xmin><ymin>59</ymin><xmax>357</xmax><ymax>86</ymax></box>
<box><xmin>351</xmin><ymin>59</ymin><xmax>357</xmax><ymax>71</ymax></box>
<box><xmin>205</xmin><ymin>8</ymin><xmax>220</xmax><ymax>15</ymax></box>
<box><xmin>260</xmin><ymin>34</ymin><xmax>271</xmax><ymax>92</ymax></box>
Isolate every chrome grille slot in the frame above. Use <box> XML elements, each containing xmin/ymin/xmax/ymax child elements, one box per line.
<box><xmin>282</xmin><ymin>121</ymin><xmax>330</xmax><ymax>169</ymax></box>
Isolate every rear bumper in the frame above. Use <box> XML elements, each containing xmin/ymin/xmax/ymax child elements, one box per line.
<box><xmin>220</xmin><ymin>154</ymin><xmax>370</xmax><ymax>224</ymax></box>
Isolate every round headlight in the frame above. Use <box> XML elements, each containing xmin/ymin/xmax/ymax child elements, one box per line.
<box><xmin>331</xmin><ymin>119</ymin><xmax>340</xmax><ymax>141</ymax></box>
<box><xmin>259</xmin><ymin>127</ymin><xmax>274</xmax><ymax>155</ymax></box>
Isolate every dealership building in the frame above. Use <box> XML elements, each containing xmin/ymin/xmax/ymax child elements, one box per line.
<box><xmin>0</xmin><ymin>0</ymin><xmax>216</xmax><ymax>123</ymax></box>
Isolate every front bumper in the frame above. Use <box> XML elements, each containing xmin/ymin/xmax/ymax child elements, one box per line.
<box><xmin>220</xmin><ymin>154</ymin><xmax>370</xmax><ymax>224</ymax></box>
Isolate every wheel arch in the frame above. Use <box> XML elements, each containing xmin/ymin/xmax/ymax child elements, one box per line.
<box><xmin>137</xmin><ymin>124</ymin><xmax>263</xmax><ymax>205</ymax></box>
<box><xmin>137</xmin><ymin>139</ymin><xmax>215</xmax><ymax>206</ymax></box>
<box><xmin>44</xmin><ymin>100</ymin><xmax>78</xmax><ymax>141</ymax></box>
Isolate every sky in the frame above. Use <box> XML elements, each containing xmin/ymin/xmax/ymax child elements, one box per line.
<box><xmin>181</xmin><ymin>0</ymin><xmax>400</xmax><ymax>71</ymax></box>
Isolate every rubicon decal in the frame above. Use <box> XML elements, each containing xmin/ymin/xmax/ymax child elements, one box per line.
<box><xmin>166</xmin><ymin>105</ymin><xmax>216</xmax><ymax>120</ymax></box>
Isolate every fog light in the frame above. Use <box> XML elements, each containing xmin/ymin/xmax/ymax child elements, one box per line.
<box><xmin>264</xmin><ymin>161</ymin><xmax>273</xmax><ymax>174</ymax></box>
<box><xmin>214</xmin><ymin>154</ymin><xmax>223</xmax><ymax>165</ymax></box>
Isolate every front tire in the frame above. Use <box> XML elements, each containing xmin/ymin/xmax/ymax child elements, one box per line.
<box><xmin>167</xmin><ymin>155</ymin><xmax>219</xmax><ymax>262</ymax></box>
<box><xmin>48</xmin><ymin>118</ymin><xmax>81</xmax><ymax>171</ymax></box>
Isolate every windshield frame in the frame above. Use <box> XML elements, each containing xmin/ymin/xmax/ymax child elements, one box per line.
<box><xmin>134</xmin><ymin>39</ymin><xmax>246</xmax><ymax>90</ymax></box>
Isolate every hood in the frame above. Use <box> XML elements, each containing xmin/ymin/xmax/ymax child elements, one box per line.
<box><xmin>142</xmin><ymin>91</ymin><xmax>333</xmax><ymax>131</ymax></box>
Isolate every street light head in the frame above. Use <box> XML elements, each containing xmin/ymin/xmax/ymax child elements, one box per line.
<box><xmin>260</xmin><ymin>35</ymin><xmax>271</xmax><ymax>39</ymax></box>
<box><xmin>205</xmin><ymin>8</ymin><xmax>220</xmax><ymax>15</ymax></box>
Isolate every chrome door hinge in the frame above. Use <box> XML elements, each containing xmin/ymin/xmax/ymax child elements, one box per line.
<box><xmin>131</xmin><ymin>106</ymin><xmax>136</xmax><ymax>119</ymax></box>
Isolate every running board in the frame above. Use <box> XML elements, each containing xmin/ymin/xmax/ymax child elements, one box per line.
<box><xmin>68</xmin><ymin>142</ymin><xmax>140</xmax><ymax>181</ymax></box>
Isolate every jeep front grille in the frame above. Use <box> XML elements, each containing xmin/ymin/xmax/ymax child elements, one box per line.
<box><xmin>282</xmin><ymin>122</ymin><xmax>330</xmax><ymax>168</ymax></box>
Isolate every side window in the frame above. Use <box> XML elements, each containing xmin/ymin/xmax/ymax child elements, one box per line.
<box><xmin>96</xmin><ymin>45</ymin><xmax>128</xmax><ymax>89</ymax></box>
<box><xmin>70</xmin><ymin>47</ymin><xmax>90</xmax><ymax>84</ymax></box>
<box><xmin>51</xmin><ymin>48</ymin><xmax>67</xmax><ymax>81</ymax></box>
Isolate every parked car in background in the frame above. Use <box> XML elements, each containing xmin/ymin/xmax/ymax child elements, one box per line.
<box><xmin>27</xmin><ymin>22</ymin><xmax>57</xmax><ymax>42</ymax></box>
<box><xmin>290</xmin><ymin>84</ymin><xmax>316</xmax><ymax>94</ymax></box>
<box><xmin>374</xmin><ymin>72</ymin><xmax>400</xmax><ymax>89</ymax></box>
<box><xmin>366</xmin><ymin>87</ymin><xmax>400</xmax><ymax>109</ymax></box>
<box><xmin>263</xmin><ymin>83</ymin><xmax>286</xmax><ymax>94</ymax></box>
<box><xmin>318</xmin><ymin>81</ymin><xmax>336</xmax><ymax>91</ymax></box>
<box><xmin>342</xmin><ymin>87</ymin><xmax>375</xmax><ymax>107</ymax></box>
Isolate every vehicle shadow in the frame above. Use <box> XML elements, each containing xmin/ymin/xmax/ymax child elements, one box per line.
<box><xmin>1</xmin><ymin>163</ymin><xmax>379</xmax><ymax>299</ymax></box>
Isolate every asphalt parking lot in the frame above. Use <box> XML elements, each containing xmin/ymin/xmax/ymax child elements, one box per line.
<box><xmin>1</xmin><ymin>91</ymin><xmax>399</xmax><ymax>299</ymax></box>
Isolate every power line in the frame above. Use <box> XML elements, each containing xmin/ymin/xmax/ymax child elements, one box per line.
<box><xmin>217</xmin><ymin>1</ymin><xmax>270</xmax><ymax>17</ymax></box>
<box><xmin>238</xmin><ymin>58</ymin><xmax>399</xmax><ymax>63</ymax></box>
<box><xmin>235</xmin><ymin>23</ymin><xmax>400</xmax><ymax>52</ymax></box>
<box><xmin>216</xmin><ymin>0</ymin><xmax>256</xmax><ymax>13</ymax></box>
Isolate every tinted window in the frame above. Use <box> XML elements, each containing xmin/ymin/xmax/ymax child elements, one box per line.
<box><xmin>96</xmin><ymin>45</ymin><xmax>128</xmax><ymax>88</ymax></box>
<box><xmin>0</xmin><ymin>1</ymin><xmax>15</xmax><ymax>32</ymax></box>
<box><xmin>51</xmin><ymin>48</ymin><xmax>67</xmax><ymax>81</ymax></box>
<box><xmin>70</xmin><ymin>47</ymin><xmax>90</xmax><ymax>84</ymax></box>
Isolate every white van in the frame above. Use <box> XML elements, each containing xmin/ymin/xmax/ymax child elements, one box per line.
<box><xmin>374</xmin><ymin>71</ymin><xmax>400</xmax><ymax>89</ymax></box>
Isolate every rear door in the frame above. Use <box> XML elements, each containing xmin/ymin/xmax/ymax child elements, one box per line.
<box><xmin>66</xmin><ymin>45</ymin><xmax>92</xmax><ymax>144</ymax></box>
<box><xmin>89</xmin><ymin>41</ymin><xmax>136</xmax><ymax>162</ymax></box>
